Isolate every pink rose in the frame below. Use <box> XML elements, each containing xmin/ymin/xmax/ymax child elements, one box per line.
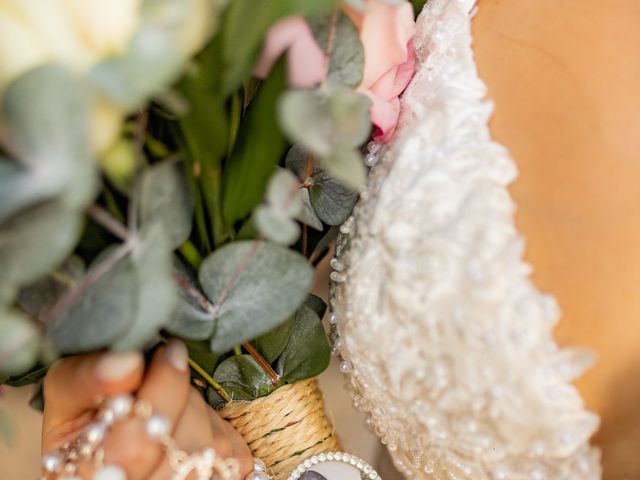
<box><xmin>254</xmin><ymin>16</ymin><xmax>327</xmax><ymax>88</ymax></box>
<box><xmin>345</xmin><ymin>1</ymin><xmax>416</xmax><ymax>143</ymax></box>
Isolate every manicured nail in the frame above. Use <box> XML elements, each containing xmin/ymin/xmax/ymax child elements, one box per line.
<box><xmin>164</xmin><ymin>339</ymin><xmax>188</xmax><ymax>371</ymax></box>
<box><xmin>95</xmin><ymin>352</ymin><xmax>142</xmax><ymax>382</ymax></box>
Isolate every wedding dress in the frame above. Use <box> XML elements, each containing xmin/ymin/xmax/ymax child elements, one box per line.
<box><xmin>329</xmin><ymin>0</ymin><xmax>602</xmax><ymax>478</ymax></box>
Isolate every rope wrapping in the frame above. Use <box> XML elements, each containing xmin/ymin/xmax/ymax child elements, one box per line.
<box><xmin>219</xmin><ymin>379</ymin><xmax>341</xmax><ymax>479</ymax></box>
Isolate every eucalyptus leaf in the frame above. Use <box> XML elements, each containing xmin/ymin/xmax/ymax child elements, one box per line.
<box><xmin>18</xmin><ymin>256</ymin><xmax>84</xmax><ymax>317</ymax></box>
<box><xmin>296</xmin><ymin>189</ymin><xmax>324</xmax><ymax>231</ymax></box>
<box><xmin>90</xmin><ymin>26</ymin><xmax>183</xmax><ymax>109</ymax></box>
<box><xmin>254</xmin><ymin>316</ymin><xmax>295</xmax><ymax>363</ymax></box>
<box><xmin>326</xmin><ymin>88</ymin><xmax>372</xmax><ymax>147</ymax></box>
<box><xmin>309</xmin><ymin>11</ymin><xmax>364</xmax><ymax>88</ymax></box>
<box><xmin>47</xmin><ymin>248</ymin><xmax>137</xmax><ymax>353</ymax></box>
<box><xmin>213</xmin><ymin>354</ymin><xmax>275</xmax><ymax>401</ymax></box>
<box><xmin>277</xmin><ymin>305</ymin><xmax>331</xmax><ymax>383</ymax></box>
<box><xmin>113</xmin><ymin>225</ymin><xmax>177</xmax><ymax>350</ymax></box>
<box><xmin>309</xmin><ymin>169</ymin><xmax>357</xmax><ymax>225</ymax></box>
<box><xmin>254</xmin><ymin>205</ymin><xmax>300</xmax><ymax>245</ymax></box>
<box><xmin>167</xmin><ymin>260</ymin><xmax>216</xmax><ymax>340</ymax></box>
<box><xmin>140</xmin><ymin>160</ymin><xmax>194</xmax><ymax>249</ymax></box>
<box><xmin>29</xmin><ymin>384</ymin><xmax>45</xmax><ymax>412</ymax></box>
<box><xmin>2</xmin><ymin>65</ymin><xmax>96</xmax><ymax>210</ymax></box>
<box><xmin>0</xmin><ymin>310</ymin><xmax>41</xmax><ymax>376</ymax></box>
<box><xmin>278</xmin><ymin>90</ymin><xmax>334</xmax><ymax>156</ymax></box>
<box><xmin>264</xmin><ymin>168</ymin><xmax>303</xmax><ymax>217</ymax></box>
<box><xmin>304</xmin><ymin>294</ymin><xmax>327</xmax><ymax>319</ymax></box>
<box><xmin>319</xmin><ymin>145</ymin><xmax>366</xmax><ymax>190</ymax></box>
<box><xmin>206</xmin><ymin>387</ymin><xmax>226</xmax><ymax>409</ymax></box>
<box><xmin>199</xmin><ymin>241</ymin><xmax>313</xmax><ymax>353</ymax></box>
<box><xmin>0</xmin><ymin>202</ymin><xmax>83</xmax><ymax>291</ymax></box>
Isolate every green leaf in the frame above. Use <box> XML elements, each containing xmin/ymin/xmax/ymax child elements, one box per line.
<box><xmin>0</xmin><ymin>202</ymin><xmax>84</xmax><ymax>292</ymax></box>
<box><xmin>296</xmin><ymin>189</ymin><xmax>324</xmax><ymax>231</ymax></box>
<box><xmin>166</xmin><ymin>260</ymin><xmax>217</xmax><ymax>340</ymax></box>
<box><xmin>319</xmin><ymin>144</ymin><xmax>366</xmax><ymax>190</ymax></box>
<box><xmin>47</xmin><ymin>248</ymin><xmax>137</xmax><ymax>353</ymax></box>
<box><xmin>278</xmin><ymin>88</ymin><xmax>371</xmax><ymax>183</ymax></box>
<box><xmin>4</xmin><ymin>365</ymin><xmax>49</xmax><ymax>387</ymax></box>
<box><xmin>304</xmin><ymin>294</ymin><xmax>327</xmax><ymax>319</ymax></box>
<box><xmin>113</xmin><ymin>225</ymin><xmax>177</xmax><ymax>350</ymax></box>
<box><xmin>199</xmin><ymin>241</ymin><xmax>313</xmax><ymax>353</ymax></box>
<box><xmin>222</xmin><ymin>62</ymin><xmax>288</xmax><ymax>228</ymax></box>
<box><xmin>285</xmin><ymin>144</ymin><xmax>357</xmax><ymax>225</ymax></box>
<box><xmin>254</xmin><ymin>316</ymin><xmax>295</xmax><ymax>363</ymax></box>
<box><xmin>29</xmin><ymin>384</ymin><xmax>45</xmax><ymax>412</ymax></box>
<box><xmin>90</xmin><ymin>26</ymin><xmax>183</xmax><ymax>109</ymax></box>
<box><xmin>0</xmin><ymin>310</ymin><xmax>41</xmax><ymax>376</ymax></box>
<box><xmin>140</xmin><ymin>160</ymin><xmax>194</xmax><ymax>249</ymax></box>
<box><xmin>220</xmin><ymin>0</ymin><xmax>336</xmax><ymax>94</ymax></box>
<box><xmin>277</xmin><ymin>305</ymin><xmax>330</xmax><ymax>383</ymax></box>
<box><xmin>2</xmin><ymin>65</ymin><xmax>96</xmax><ymax>210</ymax></box>
<box><xmin>17</xmin><ymin>256</ymin><xmax>84</xmax><ymax>317</ymax></box>
<box><xmin>185</xmin><ymin>339</ymin><xmax>220</xmax><ymax>375</ymax></box>
<box><xmin>309</xmin><ymin>11</ymin><xmax>365</xmax><ymax>88</ymax></box>
<box><xmin>253</xmin><ymin>168</ymin><xmax>303</xmax><ymax>245</ymax></box>
<box><xmin>213</xmin><ymin>354</ymin><xmax>275</xmax><ymax>400</ymax></box>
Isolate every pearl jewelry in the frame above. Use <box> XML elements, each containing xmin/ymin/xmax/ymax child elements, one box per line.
<box><xmin>94</xmin><ymin>464</ymin><xmax>127</xmax><ymax>480</ymax></box>
<box><xmin>145</xmin><ymin>414</ymin><xmax>170</xmax><ymax>439</ymax></box>
<box><xmin>106</xmin><ymin>394</ymin><xmax>133</xmax><ymax>419</ymax></box>
<box><xmin>245</xmin><ymin>472</ymin><xmax>270</xmax><ymax>480</ymax></box>
<box><xmin>84</xmin><ymin>421</ymin><xmax>108</xmax><ymax>445</ymax></box>
<box><xmin>253</xmin><ymin>458</ymin><xmax>267</xmax><ymax>472</ymax></box>
<box><xmin>42</xmin><ymin>452</ymin><xmax>63</xmax><ymax>473</ymax></box>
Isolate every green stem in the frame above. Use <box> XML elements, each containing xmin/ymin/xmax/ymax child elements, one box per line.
<box><xmin>179</xmin><ymin>240</ymin><xmax>203</xmax><ymax>269</ymax></box>
<box><xmin>199</xmin><ymin>165</ymin><xmax>228</xmax><ymax>247</ymax></box>
<box><xmin>188</xmin><ymin>358</ymin><xmax>231</xmax><ymax>403</ymax></box>
<box><xmin>233</xmin><ymin>345</ymin><xmax>242</xmax><ymax>356</ymax></box>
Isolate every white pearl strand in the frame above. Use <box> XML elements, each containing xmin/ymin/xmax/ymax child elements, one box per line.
<box><xmin>40</xmin><ymin>393</ymin><xmax>246</xmax><ymax>480</ymax></box>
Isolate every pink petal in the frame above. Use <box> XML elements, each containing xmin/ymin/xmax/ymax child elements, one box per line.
<box><xmin>254</xmin><ymin>16</ymin><xmax>327</xmax><ymax>87</ymax></box>
<box><xmin>362</xmin><ymin>89</ymin><xmax>400</xmax><ymax>144</ymax></box>
<box><xmin>368</xmin><ymin>41</ymin><xmax>416</xmax><ymax>101</ymax></box>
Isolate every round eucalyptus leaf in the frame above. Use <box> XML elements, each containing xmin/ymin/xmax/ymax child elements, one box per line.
<box><xmin>0</xmin><ymin>202</ymin><xmax>83</xmax><ymax>291</ymax></box>
<box><xmin>140</xmin><ymin>160</ymin><xmax>194</xmax><ymax>249</ymax></box>
<box><xmin>213</xmin><ymin>354</ymin><xmax>275</xmax><ymax>401</ymax></box>
<box><xmin>47</xmin><ymin>251</ymin><xmax>137</xmax><ymax>353</ymax></box>
<box><xmin>0</xmin><ymin>310</ymin><xmax>41</xmax><ymax>376</ymax></box>
<box><xmin>326</xmin><ymin>88</ymin><xmax>371</xmax><ymax>148</ymax></box>
<box><xmin>308</xmin><ymin>11</ymin><xmax>364</xmax><ymax>88</ymax></box>
<box><xmin>277</xmin><ymin>305</ymin><xmax>331</xmax><ymax>384</ymax></box>
<box><xmin>278</xmin><ymin>90</ymin><xmax>334</xmax><ymax>156</ymax></box>
<box><xmin>296</xmin><ymin>188</ymin><xmax>324</xmax><ymax>231</ymax></box>
<box><xmin>200</xmin><ymin>241</ymin><xmax>313</xmax><ymax>353</ymax></box>
<box><xmin>254</xmin><ymin>205</ymin><xmax>300</xmax><ymax>246</ymax></box>
<box><xmin>309</xmin><ymin>169</ymin><xmax>358</xmax><ymax>225</ymax></box>
<box><xmin>264</xmin><ymin>168</ymin><xmax>302</xmax><ymax>218</ymax></box>
<box><xmin>319</xmin><ymin>146</ymin><xmax>366</xmax><ymax>191</ymax></box>
<box><xmin>113</xmin><ymin>225</ymin><xmax>177</xmax><ymax>350</ymax></box>
<box><xmin>254</xmin><ymin>315</ymin><xmax>295</xmax><ymax>363</ymax></box>
<box><xmin>2</xmin><ymin>65</ymin><xmax>96</xmax><ymax>210</ymax></box>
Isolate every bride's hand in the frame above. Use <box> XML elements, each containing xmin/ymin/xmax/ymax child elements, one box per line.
<box><xmin>41</xmin><ymin>339</ymin><xmax>254</xmax><ymax>479</ymax></box>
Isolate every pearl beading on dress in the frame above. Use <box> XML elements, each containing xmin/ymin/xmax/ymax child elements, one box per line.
<box><xmin>328</xmin><ymin>0</ymin><xmax>602</xmax><ymax>478</ymax></box>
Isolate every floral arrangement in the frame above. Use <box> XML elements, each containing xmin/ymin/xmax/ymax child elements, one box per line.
<box><xmin>0</xmin><ymin>0</ymin><xmax>421</xmax><ymax>434</ymax></box>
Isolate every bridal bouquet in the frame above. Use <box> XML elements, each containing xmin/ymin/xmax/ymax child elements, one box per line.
<box><xmin>0</xmin><ymin>0</ymin><xmax>420</xmax><ymax>448</ymax></box>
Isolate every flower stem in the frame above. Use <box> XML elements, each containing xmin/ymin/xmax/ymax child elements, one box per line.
<box><xmin>188</xmin><ymin>358</ymin><xmax>231</xmax><ymax>403</ymax></box>
<box><xmin>242</xmin><ymin>341</ymin><xmax>281</xmax><ymax>387</ymax></box>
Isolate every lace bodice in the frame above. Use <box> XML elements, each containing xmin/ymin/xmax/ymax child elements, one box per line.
<box><xmin>329</xmin><ymin>0</ymin><xmax>602</xmax><ymax>478</ymax></box>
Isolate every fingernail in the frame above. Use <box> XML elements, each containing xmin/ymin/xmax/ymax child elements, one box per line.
<box><xmin>164</xmin><ymin>339</ymin><xmax>188</xmax><ymax>371</ymax></box>
<box><xmin>95</xmin><ymin>352</ymin><xmax>142</xmax><ymax>382</ymax></box>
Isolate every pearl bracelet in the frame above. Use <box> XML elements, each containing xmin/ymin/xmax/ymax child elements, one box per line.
<box><xmin>40</xmin><ymin>393</ymin><xmax>270</xmax><ymax>480</ymax></box>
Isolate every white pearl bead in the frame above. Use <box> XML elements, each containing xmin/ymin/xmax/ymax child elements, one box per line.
<box><xmin>328</xmin><ymin>313</ymin><xmax>337</xmax><ymax>324</ymax></box>
<box><xmin>94</xmin><ymin>464</ymin><xmax>127</xmax><ymax>480</ymax></box>
<box><xmin>364</xmin><ymin>153</ymin><xmax>378</xmax><ymax>167</ymax></box>
<box><xmin>145</xmin><ymin>414</ymin><xmax>170</xmax><ymax>439</ymax></box>
<box><xmin>245</xmin><ymin>471</ymin><xmax>270</xmax><ymax>480</ymax></box>
<box><xmin>339</xmin><ymin>360</ymin><xmax>352</xmax><ymax>373</ymax></box>
<box><xmin>42</xmin><ymin>452</ymin><xmax>63</xmax><ymax>473</ymax></box>
<box><xmin>85</xmin><ymin>421</ymin><xmax>108</xmax><ymax>445</ymax></box>
<box><xmin>106</xmin><ymin>394</ymin><xmax>133</xmax><ymax>419</ymax></box>
<box><xmin>253</xmin><ymin>458</ymin><xmax>267</xmax><ymax>472</ymax></box>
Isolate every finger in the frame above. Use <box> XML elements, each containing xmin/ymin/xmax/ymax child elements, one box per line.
<box><xmin>224</xmin><ymin>420</ymin><xmax>254</xmax><ymax>477</ymax></box>
<box><xmin>103</xmin><ymin>339</ymin><xmax>190</xmax><ymax>479</ymax></box>
<box><xmin>43</xmin><ymin>351</ymin><xmax>144</xmax><ymax>447</ymax></box>
<box><xmin>148</xmin><ymin>389</ymin><xmax>219</xmax><ymax>480</ymax></box>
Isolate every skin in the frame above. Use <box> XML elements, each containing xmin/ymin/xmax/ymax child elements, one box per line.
<box><xmin>472</xmin><ymin>1</ymin><xmax>640</xmax><ymax>477</ymax></box>
<box><xmin>41</xmin><ymin>341</ymin><xmax>254</xmax><ymax>480</ymax></box>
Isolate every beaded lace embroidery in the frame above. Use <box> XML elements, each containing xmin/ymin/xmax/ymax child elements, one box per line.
<box><xmin>330</xmin><ymin>0</ymin><xmax>602</xmax><ymax>478</ymax></box>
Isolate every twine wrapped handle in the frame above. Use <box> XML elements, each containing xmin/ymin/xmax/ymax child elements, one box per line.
<box><xmin>219</xmin><ymin>379</ymin><xmax>340</xmax><ymax>479</ymax></box>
